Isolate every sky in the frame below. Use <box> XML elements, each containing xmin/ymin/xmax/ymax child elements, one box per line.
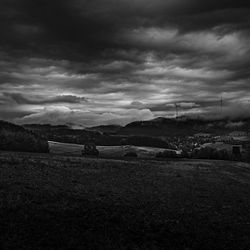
<box><xmin>0</xmin><ymin>0</ymin><xmax>250</xmax><ymax>126</ymax></box>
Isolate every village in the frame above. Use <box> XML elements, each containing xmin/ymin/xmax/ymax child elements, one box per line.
<box><xmin>165</xmin><ymin>130</ymin><xmax>250</xmax><ymax>161</ymax></box>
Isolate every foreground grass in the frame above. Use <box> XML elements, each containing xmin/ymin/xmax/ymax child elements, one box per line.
<box><xmin>1</xmin><ymin>151</ymin><xmax>250</xmax><ymax>249</ymax></box>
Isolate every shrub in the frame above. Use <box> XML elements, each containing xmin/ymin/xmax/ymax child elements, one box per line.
<box><xmin>194</xmin><ymin>147</ymin><xmax>231</xmax><ymax>160</ymax></box>
<box><xmin>155</xmin><ymin>150</ymin><xmax>178</xmax><ymax>158</ymax></box>
<box><xmin>124</xmin><ymin>152</ymin><xmax>138</xmax><ymax>157</ymax></box>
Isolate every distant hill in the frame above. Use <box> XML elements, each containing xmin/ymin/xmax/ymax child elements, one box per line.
<box><xmin>120</xmin><ymin>117</ymin><xmax>250</xmax><ymax>137</ymax></box>
<box><xmin>23</xmin><ymin>124</ymin><xmax>102</xmax><ymax>143</ymax></box>
<box><xmin>86</xmin><ymin>125</ymin><xmax>123</xmax><ymax>134</ymax></box>
<box><xmin>0</xmin><ymin>120</ymin><xmax>49</xmax><ymax>153</ymax></box>
<box><xmin>23</xmin><ymin>124</ymin><xmax>170</xmax><ymax>148</ymax></box>
<box><xmin>23</xmin><ymin>123</ymin><xmax>126</xmax><ymax>146</ymax></box>
<box><xmin>23</xmin><ymin>124</ymin><xmax>70</xmax><ymax>130</ymax></box>
<box><xmin>20</xmin><ymin>117</ymin><xmax>250</xmax><ymax>148</ymax></box>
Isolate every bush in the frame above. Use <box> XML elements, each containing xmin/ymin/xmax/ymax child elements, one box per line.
<box><xmin>217</xmin><ymin>149</ymin><xmax>231</xmax><ymax>160</ymax></box>
<box><xmin>124</xmin><ymin>152</ymin><xmax>138</xmax><ymax>157</ymax></box>
<box><xmin>195</xmin><ymin>147</ymin><xmax>215</xmax><ymax>159</ymax></box>
<box><xmin>155</xmin><ymin>150</ymin><xmax>178</xmax><ymax>158</ymax></box>
<box><xmin>193</xmin><ymin>147</ymin><xmax>231</xmax><ymax>160</ymax></box>
<box><xmin>180</xmin><ymin>150</ymin><xmax>190</xmax><ymax>158</ymax></box>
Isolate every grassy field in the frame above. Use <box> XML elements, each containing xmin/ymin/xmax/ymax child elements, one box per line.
<box><xmin>1</xmin><ymin>151</ymin><xmax>250</xmax><ymax>249</ymax></box>
<box><xmin>49</xmin><ymin>140</ymin><xmax>178</xmax><ymax>158</ymax></box>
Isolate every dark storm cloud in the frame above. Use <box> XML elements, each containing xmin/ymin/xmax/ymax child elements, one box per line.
<box><xmin>3</xmin><ymin>92</ymin><xmax>87</xmax><ymax>105</ymax></box>
<box><xmin>0</xmin><ymin>109</ymin><xmax>33</xmax><ymax>120</ymax></box>
<box><xmin>0</xmin><ymin>0</ymin><xmax>250</xmax><ymax>124</ymax></box>
<box><xmin>1</xmin><ymin>0</ymin><xmax>250</xmax><ymax>59</ymax></box>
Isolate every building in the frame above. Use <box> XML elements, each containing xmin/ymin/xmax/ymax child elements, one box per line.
<box><xmin>229</xmin><ymin>131</ymin><xmax>247</xmax><ymax>137</ymax></box>
<box><xmin>231</xmin><ymin>136</ymin><xmax>250</xmax><ymax>161</ymax></box>
<box><xmin>194</xmin><ymin>133</ymin><xmax>211</xmax><ymax>138</ymax></box>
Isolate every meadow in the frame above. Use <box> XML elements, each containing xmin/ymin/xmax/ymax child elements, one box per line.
<box><xmin>1</xmin><ymin>150</ymin><xmax>250</xmax><ymax>249</ymax></box>
<box><xmin>48</xmin><ymin>140</ymin><xmax>178</xmax><ymax>158</ymax></box>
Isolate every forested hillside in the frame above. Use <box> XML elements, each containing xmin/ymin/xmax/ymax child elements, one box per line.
<box><xmin>0</xmin><ymin>121</ymin><xmax>49</xmax><ymax>153</ymax></box>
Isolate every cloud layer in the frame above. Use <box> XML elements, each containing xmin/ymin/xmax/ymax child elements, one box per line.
<box><xmin>0</xmin><ymin>0</ymin><xmax>250</xmax><ymax>125</ymax></box>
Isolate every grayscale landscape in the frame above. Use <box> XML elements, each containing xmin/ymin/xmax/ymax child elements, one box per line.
<box><xmin>1</xmin><ymin>0</ymin><xmax>250</xmax><ymax>249</ymax></box>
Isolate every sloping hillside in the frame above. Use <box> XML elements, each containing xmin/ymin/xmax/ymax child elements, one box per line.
<box><xmin>0</xmin><ymin>120</ymin><xmax>49</xmax><ymax>153</ymax></box>
<box><xmin>1</xmin><ymin>151</ymin><xmax>250</xmax><ymax>249</ymax></box>
<box><xmin>120</xmin><ymin>117</ymin><xmax>250</xmax><ymax>137</ymax></box>
<box><xmin>24</xmin><ymin>124</ymin><xmax>171</xmax><ymax>148</ymax></box>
